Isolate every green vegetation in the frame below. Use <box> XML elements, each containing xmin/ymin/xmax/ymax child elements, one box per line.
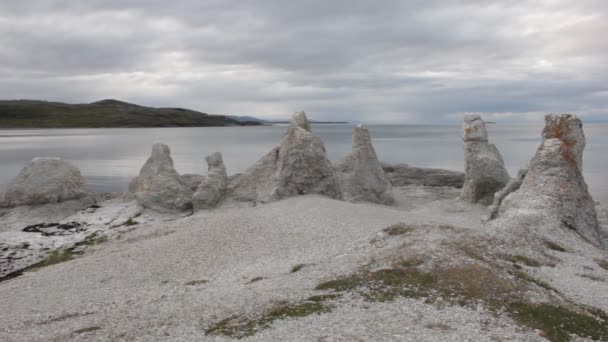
<box><xmin>0</xmin><ymin>99</ymin><xmax>258</xmax><ymax>128</ymax></box>
<box><xmin>504</xmin><ymin>255</ymin><xmax>544</xmax><ymax>267</ymax></box>
<box><xmin>82</xmin><ymin>234</ymin><xmax>109</xmax><ymax>246</ymax></box>
<box><xmin>511</xmin><ymin>270</ymin><xmax>557</xmax><ymax>292</ymax></box>
<box><xmin>124</xmin><ymin>218</ymin><xmax>139</xmax><ymax>226</ymax></box>
<box><xmin>26</xmin><ymin>249</ymin><xmax>75</xmax><ymax>271</ymax></box>
<box><xmin>383</xmin><ymin>223</ymin><xmax>416</xmax><ymax>236</ymax></box>
<box><xmin>599</xmin><ymin>260</ymin><xmax>608</xmax><ymax>271</ymax></box>
<box><xmin>205</xmin><ymin>296</ymin><xmax>335</xmax><ymax>339</ymax></box>
<box><xmin>73</xmin><ymin>326</ymin><xmax>101</xmax><ymax>334</ymax></box>
<box><xmin>544</xmin><ymin>240</ymin><xmax>567</xmax><ymax>252</ymax></box>
<box><xmin>509</xmin><ymin>303</ymin><xmax>608</xmax><ymax>342</ymax></box>
<box><xmin>395</xmin><ymin>258</ymin><xmax>425</xmax><ymax>267</ymax></box>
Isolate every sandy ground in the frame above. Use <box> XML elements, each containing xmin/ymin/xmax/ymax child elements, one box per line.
<box><xmin>0</xmin><ymin>186</ymin><xmax>607</xmax><ymax>341</ymax></box>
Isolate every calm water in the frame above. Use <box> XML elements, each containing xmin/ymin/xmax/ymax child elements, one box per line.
<box><xmin>0</xmin><ymin>124</ymin><xmax>606</xmax><ymax>203</ymax></box>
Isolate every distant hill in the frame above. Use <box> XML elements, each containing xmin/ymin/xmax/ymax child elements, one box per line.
<box><xmin>227</xmin><ymin>115</ymin><xmax>273</xmax><ymax>124</ymax></box>
<box><xmin>228</xmin><ymin>115</ymin><xmax>349</xmax><ymax>125</ymax></box>
<box><xmin>0</xmin><ymin>99</ymin><xmax>261</xmax><ymax>128</ymax></box>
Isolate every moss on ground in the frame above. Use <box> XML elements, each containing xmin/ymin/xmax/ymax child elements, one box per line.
<box><xmin>509</xmin><ymin>303</ymin><xmax>608</xmax><ymax>342</ymax></box>
<box><xmin>544</xmin><ymin>240</ymin><xmax>567</xmax><ymax>252</ymax></box>
<box><xmin>383</xmin><ymin>223</ymin><xmax>416</xmax><ymax>236</ymax></box>
<box><xmin>26</xmin><ymin>249</ymin><xmax>75</xmax><ymax>272</ymax></box>
<box><xmin>510</xmin><ymin>270</ymin><xmax>558</xmax><ymax>292</ymax></box>
<box><xmin>82</xmin><ymin>234</ymin><xmax>109</xmax><ymax>246</ymax></box>
<box><xmin>504</xmin><ymin>255</ymin><xmax>544</xmax><ymax>267</ymax></box>
<box><xmin>205</xmin><ymin>296</ymin><xmax>336</xmax><ymax>339</ymax></box>
<box><xmin>124</xmin><ymin>218</ymin><xmax>139</xmax><ymax>226</ymax></box>
<box><xmin>395</xmin><ymin>258</ymin><xmax>425</xmax><ymax>268</ymax></box>
<box><xmin>598</xmin><ymin>260</ymin><xmax>608</xmax><ymax>271</ymax></box>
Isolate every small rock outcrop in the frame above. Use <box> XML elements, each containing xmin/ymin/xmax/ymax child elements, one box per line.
<box><xmin>192</xmin><ymin>153</ymin><xmax>228</xmax><ymax>210</ymax></box>
<box><xmin>381</xmin><ymin>163</ymin><xmax>465</xmax><ymax>188</ymax></box>
<box><xmin>492</xmin><ymin>114</ymin><xmax>605</xmax><ymax>248</ymax></box>
<box><xmin>129</xmin><ymin>144</ymin><xmax>193</xmax><ymax>212</ymax></box>
<box><xmin>460</xmin><ymin>115</ymin><xmax>510</xmax><ymax>205</ymax></box>
<box><xmin>0</xmin><ymin>157</ymin><xmax>94</xmax><ymax>208</ymax></box>
<box><xmin>334</xmin><ymin>125</ymin><xmax>394</xmax><ymax>204</ymax></box>
<box><xmin>227</xmin><ymin>112</ymin><xmax>341</xmax><ymax>202</ymax></box>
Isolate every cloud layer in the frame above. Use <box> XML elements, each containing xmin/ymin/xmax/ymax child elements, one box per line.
<box><xmin>1</xmin><ymin>0</ymin><xmax>607</xmax><ymax>123</ymax></box>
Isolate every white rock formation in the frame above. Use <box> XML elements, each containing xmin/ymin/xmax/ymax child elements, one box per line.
<box><xmin>492</xmin><ymin>114</ymin><xmax>605</xmax><ymax>248</ymax></box>
<box><xmin>460</xmin><ymin>115</ymin><xmax>510</xmax><ymax>205</ymax></box>
<box><xmin>0</xmin><ymin>157</ymin><xmax>94</xmax><ymax>208</ymax></box>
<box><xmin>129</xmin><ymin>144</ymin><xmax>193</xmax><ymax>212</ymax></box>
<box><xmin>227</xmin><ymin>112</ymin><xmax>341</xmax><ymax>202</ymax></box>
<box><xmin>192</xmin><ymin>153</ymin><xmax>228</xmax><ymax>210</ymax></box>
<box><xmin>334</xmin><ymin>125</ymin><xmax>394</xmax><ymax>204</ymax></box>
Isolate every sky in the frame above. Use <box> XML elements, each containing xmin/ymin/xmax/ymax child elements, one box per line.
<box><xmin>0</xmin><ymin>1</ymin><xmax>607</xmax><ymax>123</ymax></box>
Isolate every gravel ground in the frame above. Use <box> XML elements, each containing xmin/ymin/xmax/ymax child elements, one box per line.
<box><xmin>0</xmin><ymin>186</ymin><xmax>607</xmax><ymax>341</ymax></box>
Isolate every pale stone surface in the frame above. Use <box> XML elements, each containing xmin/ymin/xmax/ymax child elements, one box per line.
<box><xmin>381</xmin><ymin>163</ymin><xmax>464</xmax><ymax>188</ymax></box>
<box><xmin>192</xmin><ymin>152</ymin><xmax>228</xmax><ymax>210</ymax></box>
<box><xmin>463</xmin><ymin>114</ymin><xmax>488</xmax><ymax>142</ymax></box>
<box><xmin>227</xmin><ymin>112</ymin><xmax>341</xmax><ymax>202</ymax></box>
<box><xmin>486</xmin><ymin>168</ymin><xmax>527</xmax><ymax>221</ymax></box>
<box><xmin>290</xmin><ymin>110</ymin><xmax>312</xmax><ymax>132</ymax></box>
<box><xmin>0</xmin><ymin>157</ymin><xmax>93</xmax><ymax>208</ymax></box>
<box><xmin>460</xmin><ymin>116</ymin><xmax>509</xmax><ymax>205</ymax></box>
<box><xmin>492</xmin><ymin>114</ymin><xmax>604</xmax><ymax>248</ymax></box>
<box><xmin>128</xmin><ymin>144</ymin><xmax>193</xmax><ymax>212</ymax></box>
<box><xmin>179</xmin><ymin>174</ymin><xmax>205</xmax><ymax>191</ymax></box>
<box><xmin>334</xmin><ymin>125</ymin><xmax>394</xmax><ymax>204</ymax></box>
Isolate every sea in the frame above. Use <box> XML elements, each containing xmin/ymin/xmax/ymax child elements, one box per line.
<box><xmin>0</xmin><ymin>124</ymin><xmax>606</xmax><ymax>204</ymax></box>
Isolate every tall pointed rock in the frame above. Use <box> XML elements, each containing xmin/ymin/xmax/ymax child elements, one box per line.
<box><xmin>334</xmin><ymin>125</ymin><xmax>394</xmax><ymax>204</ymax></box>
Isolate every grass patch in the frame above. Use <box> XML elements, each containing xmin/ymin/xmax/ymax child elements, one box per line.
<box><xmin>504</xmin><ymin>255</ymin><xmax>544</xmax><ymax>267</ymax></box>
<box><xmin>124</xmin><ymin>218</ymin><xmax>139</xmax><ymax>226</ymax></box>
<box><xmin>316</xmin><ymin>264</ymin><xmax>518</xmax><ymax>306</ymax></box>
<box><xmin>73</xmin><ymin>326</ymin><xmax>101</xmax><ymax>334</ymax></box>
<box><xmin>544</xmin><ymin>240</ymin><xmax>567</xmax><ymax>252</ymax></box>
<box><xmin>383</xmin><ymin>223</ymin><xmax>416</xmax><ymax>236</ymax></box>
<box><xmin>395</xmin><ymin>258</ymin><xmax>425</xmax><ymax>268</ymax></box>
<box><xmin>184</xmin><ymin>279</ymin><xmax>209</xmax><ymax>286</ymax></box>
<box><xmin>509</xmin><ymin>303</ymin><xmax>608</xmax><ymax>342</ymax></box>
<box><xmin>205</xmin><ymin>296</ymin><xmax>335</xmax><ymax>338</ymax></box>
<box><xmin>598</xmin><ymin>260</ymin><xmax>608</xmax><ymax>271</ymax></box>
<box><xmin>315</xmin><ymin>274</ymin><xmax>366</xmax><ymax>292</ymax></box>
<box><xmin>82</xmin><ymin>234</ymin><xmax>109</xmax><ymax>246</ymax></box>
<box><xmin>291</xmin><ymin>264</ymin><xmax>307</xmax><ymax>273</ymax></box>
<box><xmin>511</xmin><ymin>270</ymin><xmax>557</xmax><ymax>292</ymax></box>
<box><xmin>26</xmin><ymin>249</ymin><xmax>75</xmax><ymax>272</ymax></box>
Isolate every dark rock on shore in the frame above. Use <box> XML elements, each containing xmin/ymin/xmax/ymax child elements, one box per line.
<box><xmin>381</xmin><ymin>163</ymin><xmax>464</xmax><ymax>188</ymax></box>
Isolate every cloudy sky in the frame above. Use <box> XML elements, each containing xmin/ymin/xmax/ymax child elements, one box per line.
<box><xmin>1</xmin><ymin>1</ymin><xmax>606</xmax><ymax>123</ymax></box>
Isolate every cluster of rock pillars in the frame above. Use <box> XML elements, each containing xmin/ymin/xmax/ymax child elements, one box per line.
<box><xmin>0</xmin><ymin>112</ymin><xmax>606</xmax><ymax>250</ymax></box>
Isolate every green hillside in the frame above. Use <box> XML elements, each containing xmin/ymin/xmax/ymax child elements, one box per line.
<box><xmin>0</xmin><ymin>99</ymin><xmax>259</xmax><ymax>128</ymax></box>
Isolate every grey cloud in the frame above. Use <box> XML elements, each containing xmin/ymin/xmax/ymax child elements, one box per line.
<box><xmin>0</xmin><ymin>0</ymin><xmax>607</xmax><ymax>123</ymax></box>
